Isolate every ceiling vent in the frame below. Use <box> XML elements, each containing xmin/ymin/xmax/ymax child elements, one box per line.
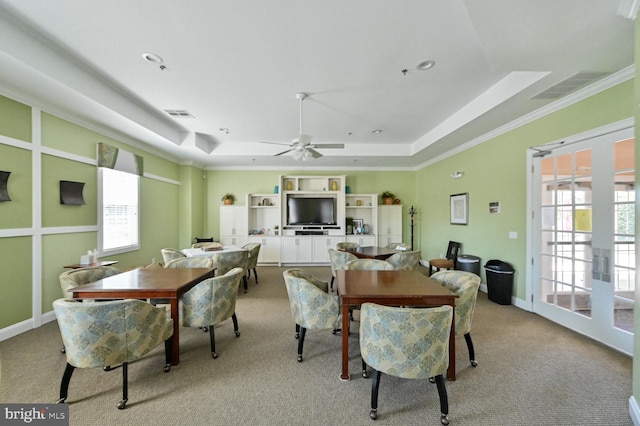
<box><xmin>530</xmin><ymin>72</ymin><xmax>610</xmax><ymax>100</ymax></box>
<box><xmin>164</xmin><ymin>109</ymin><xmax>195</xmax><ymax>118</ymax></box>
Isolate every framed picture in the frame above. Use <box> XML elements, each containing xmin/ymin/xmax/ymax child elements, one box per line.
<box><xmin>450</xmin><ymin>193</ymin><xmax>468</xmax><ymax>225</ymax></box>
<box><xmin>352</xmin><ymin>219</ymin><xmax>364</xmax><ymax>234</ymax></box>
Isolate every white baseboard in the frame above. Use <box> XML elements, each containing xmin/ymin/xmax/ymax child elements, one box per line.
<box><xmin>0</xmin><ymin>311</ymin><xmax>57</xmax><ymax>342</ymax></box>
<box><xmin>630</xmin><ymin>396</ymin><xmax>640</xmax><ymax>425</ymax></box>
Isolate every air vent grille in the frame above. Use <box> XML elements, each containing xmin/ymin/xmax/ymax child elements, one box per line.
<box><xmin>164</xmin><ymin>109</ymin><xmax>195</xmax><ymax>118</ymax></box>
<box><xmin>530</xmin><ymin>72</ymin><xmax>610</xmax><ymax>100</ymax></box>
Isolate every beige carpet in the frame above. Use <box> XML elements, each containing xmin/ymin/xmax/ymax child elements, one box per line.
<box><xmin>0</xmin><ymin>265</ymin><xmax>633</xmax><ymax>425</ymax></box>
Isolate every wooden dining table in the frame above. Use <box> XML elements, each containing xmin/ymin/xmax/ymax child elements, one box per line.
<box><xmin>336</xmin><ymin>269</ymin><xmax>458</xmax><ymax>381</ymax></box>
<box><xmin>71</xmin><ymin>267</ymin><xmax>214</xmax><ymax>365</ymax></box>
<box><xmin>339</xmin><ymin>246</ymin><xmax>403</xmax><ymax>260</ymax></box>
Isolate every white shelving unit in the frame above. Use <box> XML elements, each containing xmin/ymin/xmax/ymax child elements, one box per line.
<box><xmin>378</xmin><ymin>204</ymin><xmax>403</xmax><ymax>247</ymax></box>
<box><xmin>219</xmin><ymin>205</ymin><xmax>248</xmax><ymax>247</ymax></box>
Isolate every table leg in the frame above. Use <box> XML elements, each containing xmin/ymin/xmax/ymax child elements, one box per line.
<box><xmin>447</xmin><ymin>305</ymin><xmax>456</xmax><ymax>381</ymax></box>
<box><xmin>170</xmin><ymin>299</ymin><xmax>180</xmax><ymax>365</ymax></box>
<box><xmin>340</xmin><ymin>303</ymin><xmax>350</xmax><ymax>380</ymax></box>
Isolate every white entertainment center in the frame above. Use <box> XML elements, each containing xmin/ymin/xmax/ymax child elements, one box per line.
<box><xmin>220</xmin><ymin>175</ymin><xmax>403</xmax><ymax>265</ymax></box>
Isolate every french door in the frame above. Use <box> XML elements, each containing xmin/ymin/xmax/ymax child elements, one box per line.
<box><xmin>529</xmin><ymin>125</ymin><xmax>634</xmax><ymax>355</ymax></box>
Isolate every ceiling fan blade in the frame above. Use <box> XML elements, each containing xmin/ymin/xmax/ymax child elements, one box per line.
<box><xmin>314</xmin><ymin>143</ymin><xmax>344</xmax><ymax>149</ymax></box>
<box><xmin>307</xmin><ymin>148</ymin><xmax>323</xmax><ymax>159</ymax></box>
<box><xmin>274</xmin><ymin>148</ymin><xmax>294</xmax><ymax>156</ymax></box>
<box><xmin>261</xmin><ymin>141</ymin><xmax>292</xmax><ymax>146</ymax></box>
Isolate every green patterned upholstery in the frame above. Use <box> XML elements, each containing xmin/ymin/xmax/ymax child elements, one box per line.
<box><xmin>430</xmin><ymin>270</ymin><xmax>480</xmax><ymax>368</ymax></box>
<box><xmin>328</xmin><ymin>249</ymin><xmax>358</xmax><ymax>291</ymax></box>
<box><xmin>53</xmin><ymin>298</ymin><xmax>173</xmax><ymax>409</ymax></box>
<box><xmin>345</xmin><ymin>259</ymin><xmax>393</xmax><ymax>270</ymax></box>
<box><xmin>283</xmin><ymin>269</ymin><xmax>340</xmax><ymax>362</ymax></box>
<box><xmin>336</xmin><ymin>242</ymin><xmax>359</xmax><ymax>250</ymax></box>
<box><xmin>58</xmin><ymin>266</ymin><xmax>121</xmax><ymax>298</ymax></box>
<box><xmin>386</xmin><ymin>250</ymin><xmax>421</xmax><ymax>271</ymax></box>
<box><xmin>211</xmin><ymin>250</ymin><xmax>250</xmax><ymax>292</ymax></box>
<box><xmin>164</xmin><ymin>257</ymin><xmax>214</xmax><ymax>269</ymax></box>
<box><xmin>241</xmin><ymin>243</ymin><xmax>261</xmax><ymax>284</ymax></box>
<box><xmin>180</xmin><ymin>267</ymin><xmax>244</xmax><ymax>359</ymax></box>
<box><xmin>385</xmin><ymin>242</ymin><xmax>410</xmax><ymax>251</ymax></box>
<box><xmin>359</xmin><ymin>303</ymin><xmax>453</xmax><ymax>423</ymax></box>
<box><xmin>161</xmin><ymin>248</ymin><xmax>186</xmax><ymax>265</ymax></box>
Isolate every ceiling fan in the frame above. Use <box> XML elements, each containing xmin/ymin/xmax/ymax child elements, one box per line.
<box><xmin>261</xmin><ymin>93</ymin><xmax>344</xmax><ymax>160</ymax></box>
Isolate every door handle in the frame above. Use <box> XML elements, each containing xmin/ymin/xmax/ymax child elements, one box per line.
<box><xmin>592</xmin><ymin>248</ymin><xmax>601</xmax><ymax>280</ymax></box>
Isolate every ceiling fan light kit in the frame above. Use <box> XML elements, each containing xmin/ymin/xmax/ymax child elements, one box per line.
<box><xmin>261</xmin><ymin>93</ymin><xmax>344</xmax><ymax>160</ymax></box>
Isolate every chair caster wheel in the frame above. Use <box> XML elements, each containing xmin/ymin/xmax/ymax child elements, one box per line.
<box><xmin>297</xmin><ymin>355</ymin><xmax>303</xmax><ymax>362</ymax></box>
<box><xmin>471</xmin><ymin>360</ymin><xmax>478</xmax><ymax>367</ymax></box>
<box><xmin>235</xmin><ymin>331</ymin><xmax>240</xmax><ymax>337</ymax></box>
<box><xmin>104</xmin><ymin>366</ymin><xmax>114</xmax><ymax>372</ymax></box>
<box><xmin>441</xmin><ymin>414</ymin><xmax>449</xmax><ymax>425</ymax></box>
<box><xmin>369</xmin><ymin>409</ymin><xmax>377</xmax><ymax>420</ymax></box>
<box><xmin>201</xmin><ymin>327</ymin><xmax>208</xmax><ymax>333</ymax></box>
<box><xmin>56</xmin><ymin>398</ymin><xmax>66</xmax><ymax>404</ymax></box>
<box><xmin>295</xmin><ymin>333</ymin><xmax>299</xmax><ymax>339</ymax></box>
<box><xmin>212</xmin><ymin>352</ymin><xmax>218</xmax><ymax>359</ymax></box>
<box><xmin>331</xmin><ymin>329</ymin><xmax>337</xmax><ymax>335</ymax></box>
<box><xmin>429</xmin><ymin>377</ymin><xmax>436</xmax><ymax>383</ymax></box>
<box><xmin>60</xmin><ymin>347</ymin><xmax>65</xmax><ymax>354</ymax></box>
<box><xmin>362</xmin><ymin>370</ymin><xmax>369</xmax><ymax>378</ymax></box>
<box><xmin>117</xmin><ymin>399</ymin><xmax>128</xmax><ymax>410</ymax></box>
<box><xmin>163</xmin><ymin>364</ymin><xmax>171</xmax><ymax>372</ymax></box>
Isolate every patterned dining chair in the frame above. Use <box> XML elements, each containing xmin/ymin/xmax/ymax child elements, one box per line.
<box><xmin>345</xmin><ymin>259</ymin><xmax>393</xmax><ymax>270</ymax></box>
<box><xmin>211</xmin><ymin>250</ymin><xmax>250</xmax><ymax>293</ymax></box>
<box><xmin>386</xmin><ymin>250</ymin><xmax>422</xmax><ymax>271</ymax></box>
<box><xmin>163</xmin><ymin>257</ymin><xmax>214</xmax><ymax>269</ymax></box>
<box><xmin>385</xmin><ymin>242</ymin><xmax>410</xmax><ymax>251</ymax></box>
<box><xmin>336</xmin><ymin>241</ymin><xmax>360</xmax><ymax>250</ymax></box>
<box><xmin>282</xmin><ymin>269</ymin><xmax>340</xmax><ymax>362</ymax></box>
<box><xmin>328</xmin><ymin>249</ymin><xmax>358</xmax><ymax>292</ymax></box>
<box><xmin>360</xmin><ymin>303</ymin><xmax>453</xmax><ymax>425</ymax></box>
<box><xmin>241</xmin><ymin>242</ymin><xmax>261</xmax><ymax>284</ymax></box>
<box><xmin>429</xmin><ymin>270</ymin><xmax>481</xmax><ymax>368</ymax></box>
<box><xmin>180</xmin><ymin>267</ymin><xmax>244</xmax><ymax>359</ymax></box>
<box><xmin>53</xmin><ymin>298</ymin><xmax>173</xmax><ymax>409</ymax></box>
<box><xmin>161</xmin><ymin>248</ymin><xmax>186</xmax><ymax>265</ymax></box>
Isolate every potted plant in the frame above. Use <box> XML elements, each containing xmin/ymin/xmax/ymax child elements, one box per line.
<box><xmin>274</xmin><ymin>225</ymin><xmax>279</xmax><ymax>235</ymax></box>
<box><xmin>381</xmin><ymin>191</ymin><xmax>395</xmax><ymax>205</ymax></box>
<box><xmin>221</xmin><ymin>193</ymin><xmax>236</xmax><ymax>205</ymax></box>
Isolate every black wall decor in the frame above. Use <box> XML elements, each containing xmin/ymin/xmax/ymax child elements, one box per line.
<box><xmin>59</xmin><ymin>180</ymin><xmax>86</xmax><ymax>205</ymax></box>
<box><xmin>0</xmin><ymin>171</ymin><xmax>10</xmax><ymax>201</ymax></box>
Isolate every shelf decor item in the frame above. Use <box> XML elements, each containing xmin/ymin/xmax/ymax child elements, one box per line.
<box><xmin>221</xmin><ymin>193</ymin><xmax>236</xmax><ymax>205</ymax></box>
<box><xmin>0</xmin><ymin>171</ymin><xmax>11</xmax><ymax>201</ymax></box>
<box><xmin>59</xmin><ymin>180</ymin><xmax>86</xmax><ymax>205</ymax></box>
<box><xmin>331</xmin><ymin>180</ymin><xmax>338</xmax><ymax>191</ymax></box>
<box><xmin>381</xmin><ymin>191</ymin><xmax>395</xmax><ymax>205</ymax></box>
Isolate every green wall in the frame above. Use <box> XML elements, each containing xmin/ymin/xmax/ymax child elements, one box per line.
<box><xmin>0</xmin><ymin>144</ymin><xmax>32</xmax><ymax>229</ymax></box>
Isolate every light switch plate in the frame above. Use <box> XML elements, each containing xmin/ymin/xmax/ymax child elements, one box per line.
<box><xmin>509</xmin><ymin>231</ymin><xmax>518</xmax><ymax>239</ymax></box>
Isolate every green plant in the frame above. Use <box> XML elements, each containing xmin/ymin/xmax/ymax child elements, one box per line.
<box><xmin>221</xmin><ymin>193</ymin><xmax>236</xmax><ymax>202</ymax></box>
<box><xmin>381</xmin><ymin>191</ymin><xmax>395</xmax><ymax>199</ymax></box>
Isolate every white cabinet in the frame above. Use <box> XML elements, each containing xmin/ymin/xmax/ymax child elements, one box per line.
<box><xmin>247</xmin><ymin>235</ymin><xmax>281</xmax><ymax>264</ymax></box>
<box><xmin>346</xmin><ymin>235</ymin><xmax>376</xmax><ymax>246</ymax></box>
<box><xmin>378</xmin><ymin>205</ymin><xmax>403</xmax><ymax>246</ymax></box>
<box><xmin>220</xmin><ymin>206</ymin><xmax>248</xmax><ymax>247</ymax></box>
<box><xmin>280</xmin><ymin>237</ymin><xmax>313</xmax><ymax>263</ymax></box>
<box><xmin>247</xmin><ymin>193</ymin><xmax>280</xmax><ymax>235</ymax></box>
<box><xmin>311</xmin><ymin>236</ymin><xmax>344</xmax><ymax>263</ymax></box>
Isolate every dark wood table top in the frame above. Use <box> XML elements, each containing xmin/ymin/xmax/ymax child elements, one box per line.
<box><xmin>340</xmin><ymin>246</ymin><xmax>403</xmax><ymax>260</ymax></box>
<box><xmin>63</xmin><ymin>260</ymin><xmax>119</xmax><ymax>269</ymax></box>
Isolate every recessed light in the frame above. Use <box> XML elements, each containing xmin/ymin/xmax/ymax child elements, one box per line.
<box><xmin>416</xmin><ymin>60</ymin><xmax>435</xmax><ymax>71</ymax></box>
<box><xmin>372</xmin><ymin>129</ymin><xmax>382</xmax><ymax>134</ymax></box>
<box><xmin>142</xmin><ymin>52</ymin><xmax>164</xmax><ymax>64</ymax></box>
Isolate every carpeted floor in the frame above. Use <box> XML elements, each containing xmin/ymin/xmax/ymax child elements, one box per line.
<box><xmin>0</xmin><ymin>265</ymin><xmax>633</xmax><ymax>425</ymax></box>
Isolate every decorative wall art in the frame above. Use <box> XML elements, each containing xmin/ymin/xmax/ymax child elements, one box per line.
<box><xmin>450</xmin><ymin>193</ymin><xmax>468</xmax><ymax>225</ymax></box>
<box><xmin>60</xmin><ymin>180</ymin><xmax>86</xmax><ymax>205</ymax></box>
<box><xmin>0</xmin><ymin>171</ymin><xmax>11</xmax><ymax>201</ymax></box>
<box><xmin>489</xmin><ymin>201</ymin><xmax>501</xmax><ymax>214</ymax></box>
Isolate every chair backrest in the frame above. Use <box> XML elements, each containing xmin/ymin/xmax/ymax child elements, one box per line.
<box><xmin>194</xmin><ymin>237</ymin><xmax>214</xmax><ymax>243</ymax></box>
<box><xmin>164</xmin><ymin>257</ymin><xmax>214</xmax><ymax>269</ymax></box>
<box><xmin>328</xmin><ymin>249</ymin><xmax>358</xmax><ymax>278</ymax></box>
<box><xmin>192</xmin><ymin>242</ymin><xmax>222</xmax><ymax>249</ymax></box>
<box><xmin>53</xmin><ymin>298</ymin><xmax>173</xmax><ymax>368</ymax></box>
<box><xmin>446</xmin><ymin>241</ymin><xmax>461</xmax><ymax>261</ymax></box>
<box><xmin>242</xmin><ymin>243</ymin><xmax>261</xmax><ymax>269</ymax></box>
<box><xmin>429</xmin><ymin>270</ymin><xmax>480</xmax><ymax>335</ymax></box>
<box><xmin>359</xmin><ymin>303</ymin><xmax>452</xmax><ymax>379</ymax></box>
<box><xmin>161</xmin><ymin>248</ymin><xmax>186</xmax><ymax>265</ymax></box>
<box><xmin>58</xmin><ymin>266</ymin><xmax>121</xmax><ymax>298</ymax></box>
<box><xmin>385</xmin><ymin>242</ymin><xmax>410</xmax><ymax>251</ymax></box>
<box><xmin>345</xmin><ymin>259</ymin><xmax>394</xmax><ymax>270</ymax></box>
<box><xmin>180</xmin><ymin>267</ymin><xmax>244</xmax><ymax>327</ymax></box>
<box><xmin>211</xmin><ymin>250</ymin><xmax>249</xmax><ymax>275</ymax></box>
<box><xmin>282</xmin><ymin>269</ymin><xmax>339</xmax><ymax>330</ymax></box>
<box><xmin>336</xmin><ymin>242</ymin><xmax>360</xmax><ymax>250</ymax></box>
<box><xmin>386</xmin><ymin>251</ymin><xmax>421</xmax><ymax>271</ymax></box>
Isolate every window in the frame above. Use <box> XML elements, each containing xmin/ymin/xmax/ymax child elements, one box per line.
<box><xmin>98</xmin><ymin>167</ymin><xmax>139</xmax><ymax>255</ymax></box>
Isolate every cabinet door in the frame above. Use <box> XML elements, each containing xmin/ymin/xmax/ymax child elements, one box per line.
<box><xmin>220</xmin><ymin>206</ymin><xmax>248</xmax><ymax>236</ymax></box>
<box><xmin>220</xmin><ymin>236</ymin><xmax>248</xmax><ymax>247</ymax></box>
<box><xmin>346</xmin><ymin>235</ymin><xmax>376</xmax><ymax>246</ymax></box>
<box><xmin>378</xmin><ymin>205</ymin><xmax>402</xmax><ymax>236</ymax></box>
<box><xmin>248</xmin><ymin>236</ymin><xmax>280</xmax><ymax>263</ymax></box>
<box><xmin>312</xmin><ymin>236</ymin><xmax>343</xmax><ymax>263</ymax></box>
<box><xmin>281</xmin><ymin>237</ymin><xmax>313</xmax><ymax>262</ymax></box>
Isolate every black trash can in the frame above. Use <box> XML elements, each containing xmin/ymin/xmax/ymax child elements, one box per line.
<box><xmin>484</xmin><ymin>260</ymin><xmax>515</xmax><ymax>305</ymax></box>
<box><xmin>456</xmin><ymin>255</ymin><xmax>481</xmax><ymax>276</ymax></box>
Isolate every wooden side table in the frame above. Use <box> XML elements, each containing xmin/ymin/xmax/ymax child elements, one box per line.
<box><xmin>63</xmin><ymin>260</ymin><xmax>119</xmax><ymax>269</ymax></box>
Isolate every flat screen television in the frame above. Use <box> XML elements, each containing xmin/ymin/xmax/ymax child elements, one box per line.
<box><xmin>287</xmin><ymin>197</ymin><xmax>336</xmax><ymax>226</ymax></box>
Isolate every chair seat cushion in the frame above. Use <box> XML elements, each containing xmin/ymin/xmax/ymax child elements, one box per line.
<box><xmin>429</xmin><ymin>259</ymin><xmax>454</xmax><ymax>269</ymax></box>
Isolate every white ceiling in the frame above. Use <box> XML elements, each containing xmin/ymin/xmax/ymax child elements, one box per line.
<box><xmin>0</xmin><ymin>0</ymin><xmax>634</xmax><ymax>169</ymax></box>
